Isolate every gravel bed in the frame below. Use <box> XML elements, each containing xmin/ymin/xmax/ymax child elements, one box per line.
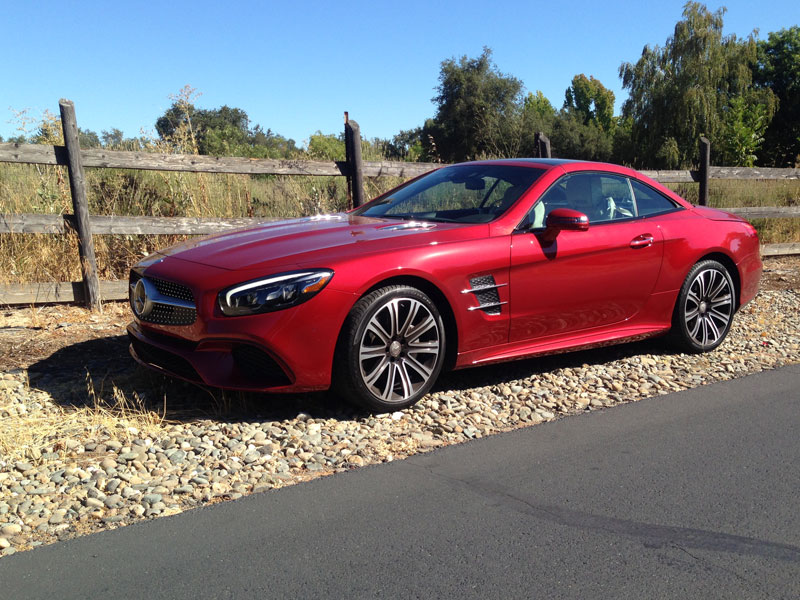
<box><xmin>1</xmin><ymin>284</ymin><xmax>798</xmax><ymax>557</ymax></box>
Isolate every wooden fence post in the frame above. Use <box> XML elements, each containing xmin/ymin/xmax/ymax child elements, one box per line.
<box><xmin>535</xmin><ymin>132</ymin><xmax>551</xmax><ymax>159</ymax></box>
<box><xmin>344</xmin><ymin>116</ymin><xmax>365</xmax><ymax>208</ymax></box>
<box><xmin>698</xmin><ymin>136</ymin><xmax>710</xmax><ymax>207</ymax></box>
<box><xmin>59</xmin><ymin>99</ymin><xmax>102</xmax><ymax>311</ymax></box>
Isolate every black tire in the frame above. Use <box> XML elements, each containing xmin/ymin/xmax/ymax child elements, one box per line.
<box><xmin>669</xmin><ymin>259</ymin><xmax>736</xmax><ymax>353</ymax></box>
<box><xmin>334</xmin><ymin>285</ymin><xmax>446</xmax><ymax>412</ymax></box>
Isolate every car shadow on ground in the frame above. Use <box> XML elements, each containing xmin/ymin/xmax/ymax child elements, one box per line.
<box><xmin>28</xmin><ymin>333</ymin><xmax>678</xmax><ymax>423</ymax></box>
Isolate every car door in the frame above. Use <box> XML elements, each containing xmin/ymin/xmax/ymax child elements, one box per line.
<box><xmin>509</xmin><ymin>172</ymin><xmax>665</xmax><ymax>343</ymax></box>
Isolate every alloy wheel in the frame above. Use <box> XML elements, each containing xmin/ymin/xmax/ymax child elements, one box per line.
<box><xmin>683</xmin><ymin>267</ymin><xmax>734</xmax><ymax>348</ymax></box>
<box><xmin>358</xmin><ymin>297</ymin><xmax>441</xmax><ymax>403</ymax></box>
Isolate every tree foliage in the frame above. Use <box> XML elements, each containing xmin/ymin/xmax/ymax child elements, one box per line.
<box><xmin>383</xmin><ymin>127</ymin><xmax>426</xmax><ymax>162</ymax></box>
<box><xmin>564</xmin><ymin>74</ymin><xmax>615</xmax><ymax>132</ymax></box>
<box><xmin>155</xmin><ymin>91</ymin><xmax>297</xmax><ymax>158</ymax></box>
<box><xmin>423</xmin><ymin>48</ymin><xmax>523</xmax><ymax>162</ymax></box>
<box><xmin>755</xmin><ymin>26</ymin><xmax>800</xmax><ymax>166</ymax></box>
<box><xmin>307</xmin><ymin>132</ymin><xmax>346</xmax><ymax>161</ymax></box>
<box><xmin>619</xmin><ymin>2</ymin><xmax>775</xmax><ymax>168</ymax></box>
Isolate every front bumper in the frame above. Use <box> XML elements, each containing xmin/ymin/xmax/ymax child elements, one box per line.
<box><xmin>128</xmin><ymin>322</ymin><xmax>296</xmax><ymax>391</ymax></box>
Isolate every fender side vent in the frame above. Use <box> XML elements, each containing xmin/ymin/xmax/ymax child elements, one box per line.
<box><xmin>463</xmin><ymin>275</ymin><xmax>506</xmax><ymax>315</ymax></box>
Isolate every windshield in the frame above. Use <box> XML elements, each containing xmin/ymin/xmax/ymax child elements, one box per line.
<box><xmin>355</xmin><ymin>164</ymin><xmax>545</xmax><ymax>223</ymax></box>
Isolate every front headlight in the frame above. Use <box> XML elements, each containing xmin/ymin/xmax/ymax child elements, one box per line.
<box><xmin>218</xmin><ymin>269</ymin><xmax>334</xmax><ymax>316</ymax></box>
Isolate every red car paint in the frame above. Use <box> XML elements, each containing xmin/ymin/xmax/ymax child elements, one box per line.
<box><xmin>128</xmin><ymin>159</ymin><xmax>761</xmax><ymax>393</ymax></box>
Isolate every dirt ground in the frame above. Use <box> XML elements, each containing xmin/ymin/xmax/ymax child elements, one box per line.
<box><xmin>1</xmin><ymin>256</ymin><xmax>798</xmax><ymax>373</ymax></box>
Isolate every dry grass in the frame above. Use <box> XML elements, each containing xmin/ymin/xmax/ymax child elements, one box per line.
<box><xmin>0</xmin><ymin>375</ymin><xmax>169</xmax><ymax>467</ymax></box>
<box><xmin>0</xmin><ymin>161</ymin><xmax>404</xmax><ymax>284</ymax></box>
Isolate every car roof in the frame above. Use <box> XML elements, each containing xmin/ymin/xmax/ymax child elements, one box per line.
<box><xmin>452</xmin><ymin>158</ymin><xmax>581</xmax><ymax>168</ymax></box>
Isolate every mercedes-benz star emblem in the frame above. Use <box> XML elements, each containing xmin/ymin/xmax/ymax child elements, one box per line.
<box><xmin>131</xmin><ymin>278</ymin><xmax>155</xmax><ymax>318</ymax></box>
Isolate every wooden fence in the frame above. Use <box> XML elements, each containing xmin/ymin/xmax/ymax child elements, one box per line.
<box><xmin>1</xmin><ymin>99</ymin><xmax>799</xmax><ymax>308</ymax></box>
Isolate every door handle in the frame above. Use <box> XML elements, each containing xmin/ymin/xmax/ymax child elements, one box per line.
<box><xmin>630</xmin><ymin>234</ymin><xmax>654</xmax><ymax>249</ymax></box>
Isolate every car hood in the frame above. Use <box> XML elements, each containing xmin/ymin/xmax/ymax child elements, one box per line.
<box><xmin>149</xmin><ymin>214</ymin><xmax>471</xmax><ymax>271</ymax></box>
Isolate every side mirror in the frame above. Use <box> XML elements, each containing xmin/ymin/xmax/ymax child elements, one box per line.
<box><xmin>540</xmin><ymin>208</ymin><xmax>589</xmax><ymax>242</ymax></box>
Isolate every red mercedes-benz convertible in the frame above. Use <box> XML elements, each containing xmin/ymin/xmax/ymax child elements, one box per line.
<box><xmin>128</xmin><ymin>159</ymin><xmax>761</xmax><ymax>411</ymax></box>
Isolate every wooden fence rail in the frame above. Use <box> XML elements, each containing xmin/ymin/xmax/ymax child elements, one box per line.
<box><xmin>0</xmin><ymin>142</ymin><xmax>440</xmax><ymax>179</ymax></box>
<box><xmin>1</xmin><ymin>100</ymin><xmax>799</xmax><ymax>307</ymax></box>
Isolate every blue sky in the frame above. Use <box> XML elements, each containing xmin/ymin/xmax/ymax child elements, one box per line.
<box><xmin>1</xmin><ymin>0</ymin><xmax>797</xmax><ymax>146</ymax></box>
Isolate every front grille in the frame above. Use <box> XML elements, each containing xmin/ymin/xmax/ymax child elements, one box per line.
<box><xmin>152</xmin><ymin>278</ymin><xmax>194</xmax><ymax>303</ymax></box>
<box><xmin>129</xmin><ymin>335</ymin><xmax>201</xmax><ymax>382</ymax></box>
<box><xmin>146</xmin><ymin>304</ymin><xmax>197</xmax><ymax>326</ymax></box>
<box><xmin>232</xmin><ymin>345</ymin><xmax>291</xmax><ymax>386</ymax></box>
<box><xmin>129</xmin><ymin>270</ymin><xmax>197</xmax><ymax>326</ymax></box>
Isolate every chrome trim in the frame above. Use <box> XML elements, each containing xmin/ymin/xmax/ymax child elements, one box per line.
<box><xmin>467</xmin><ymin>301</ymin><xmax>508</xmax><ymax>312</ymax></box>
<box><xmin>378</xmin><ymin>221</ymin><xmax>437</xmax><ymax>231</ymax></box>
<box><xmin>461</xmin><ymin>282</ymin><xmax>508</xmax><ymax>294</ymax></box>
<box><xmin>150</xmin><ymin>290</ymin><xmax>195</xmax><ymax>310</ymax></box>
<box><xmin>130</xmin><ymin>280</ymin><xmax>195</xmax><ymax>312</ymax></box>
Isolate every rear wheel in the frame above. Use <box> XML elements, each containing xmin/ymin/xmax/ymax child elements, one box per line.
<box><xmin>670</xmin><ymin>260</ymin><xmax>735</xmax><ymax>353</ymax></box>
<box><xmin>335</xmin><ymin>285</ymin><xmax>445</xmax><ymax>412</ymax></box>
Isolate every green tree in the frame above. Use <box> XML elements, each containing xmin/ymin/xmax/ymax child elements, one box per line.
<box><xmin>102</xmin><ymin>128</ymin><xmax>124</xmax><ymax>148</ymax></box>
<box><xmin>619</xmin><ymin>2</ymin><xmax>775</xmax><ymax>168</ymax></box>
<box><xmin>156</xmin><ymin>94</ymin><xmax>297</xmax><ymax>158</ymax></box>
<box><xmin>423</xmin><ymin>48</ymin><xmax>523</xmax><ymax>162</ymax></box>
<box><xmin>754</xmin><ymin>26</ymin><xmax>800</xmax><ymax>166</ymax></box>
<box><xmin>78</xmin><ymin>128</ymin><xmax>101</xmax><ymax>148</ymax></box>
<box><xmin>718</xmin><ymin>95</ymin><xmax>772</xmax><ymax>166</ymax></box>
<box><xmin>564</xmin><ymin>74</ymin><xmax>615</xmax><ymax>132</ymax></box>
<box><xmin>307</xmin><ymin>132</ymin><xmax>346</xmax><ymax>161</ymax></box>
<box><xmin>550</xmin><ymin>111</ymin><xmax>613</xmax><ymax>162</ymax></box>
<box><xmin>384</xmin><ymin>127</ymin><xmax>426</xmax><ymax>161</ymax></box>
<box><xmin>515</xmin><ymin>91</ymin><xmax>558</xmax><ymax>156</ymax></box>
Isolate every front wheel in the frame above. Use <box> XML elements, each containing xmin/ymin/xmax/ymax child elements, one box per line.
<box><xmin>334</xmin><ymin>285</ymin><xmax>446</xmax><ymax>412</ymax></box>
<box><xmin>670</xmin><ymin>260</ymin><xmax>736</xmax><ymax>353</ymax></box>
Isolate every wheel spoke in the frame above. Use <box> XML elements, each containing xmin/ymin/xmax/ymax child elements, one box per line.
<box><xmin>684</xmin><ymin>307</ymin><xmax>700</xmax><ymax>321</ymax></box>
<box><xmin>404</xmin><ymin>354</ymin><xmax>432</xmax><ymax>378</ymax></box>
<box><xmin>360</xmin><ymin>344</ymin><xmax>387</xmax><ymax>361</ymax></box>
<box><xmin>366</xmin><ymin>320</ymin><xmax>391</xmax><ymax>345</ymax></box>
<box><xmin>406</xmin><ymin>314</ymin><xmax>436</xmax><ymax>342</ymax></box>
<box><xmin>686</xmin><ymin>290</ymin><xmax>702</xmax><ymax>307</ymax></box>
<box><xmin>700</xmin><ymin>317</ymin><xmax>710</xmax><ymax>345</ymax></box>
<box><xmin>708</xmin><ymin>275</ymin><xmax>727</xmax><ymax>300</ymax></box>
<box><xmin>698</xmin><ymin>271</ymin><xmax>709</xmax><ymax>297</ymax></box>
<box><xmin>363</xmin><ymin>355</ymin><xmax>390</xmax><ymax>387</ymax></box>
<box><xmin>709</xmin><ymin>307</ymin><xmax>730</xmax><ymax>323</ymax></box>
<box><xmin>710</xmin><ymin>294</ymin><xmax>732</xmax><ymax>309</ymax></box>
<box><xmin>688</xmin><ymin>315</ymin><xmax>702</xmax><ymax>340</ymax></box>
<box><xmin>407</xmin><ymin>340</ymin><xmax>440</xmax><ymax>354</ymax></box>
<box><xmin>399</xmin><ymin>300</ymin><xmax>421</xmax><ymax>337</ymax></box>
<box><xmin>380</xmin><ymin>362</ymin><xmax>397</xmax><ymax>400</ymax></box>
<box><xmin>396</xmin><ymin>362</ymin><xmax>414</xmax><ymax>398</ymax></box>
<box><xmin>705</xmin><ymin>315</ymin><xmax>721</xmax><ymax>341</ymax></box>
<box><xmin>387</xmin><ymin>300</ymin><xmax>401</xmax><ymax>338</ymax></box>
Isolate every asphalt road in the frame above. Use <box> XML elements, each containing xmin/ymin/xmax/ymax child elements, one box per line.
<box><xmin>2</xmin><ymin>365</ymin><xmax>799</xmax><ymax>599</ymax></box>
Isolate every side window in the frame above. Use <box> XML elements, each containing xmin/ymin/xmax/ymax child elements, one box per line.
<box><xmin>596</xmin><ymin>174</ymin><xmax>636</xmax><ymax>221</ymax></box>
<box><xmin>562</xmin><ymin>173</ymin><xmax>636</xmax><ymax>224</ymax></box>
<box><xmin>630</xmin><ymin>180</ymin><xmax>680</xmax><ymax>216</ymax></box>
<box><xmin>525</xmin><ymin>179</ymin><xmax>568</xmax><ymax>228</ymax></box>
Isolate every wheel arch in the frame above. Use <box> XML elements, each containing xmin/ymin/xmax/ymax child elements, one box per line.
<box><xmin>337</xmin><ymin>275</ymin><xmax>459</xmax><ymax>373</ymax></box>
